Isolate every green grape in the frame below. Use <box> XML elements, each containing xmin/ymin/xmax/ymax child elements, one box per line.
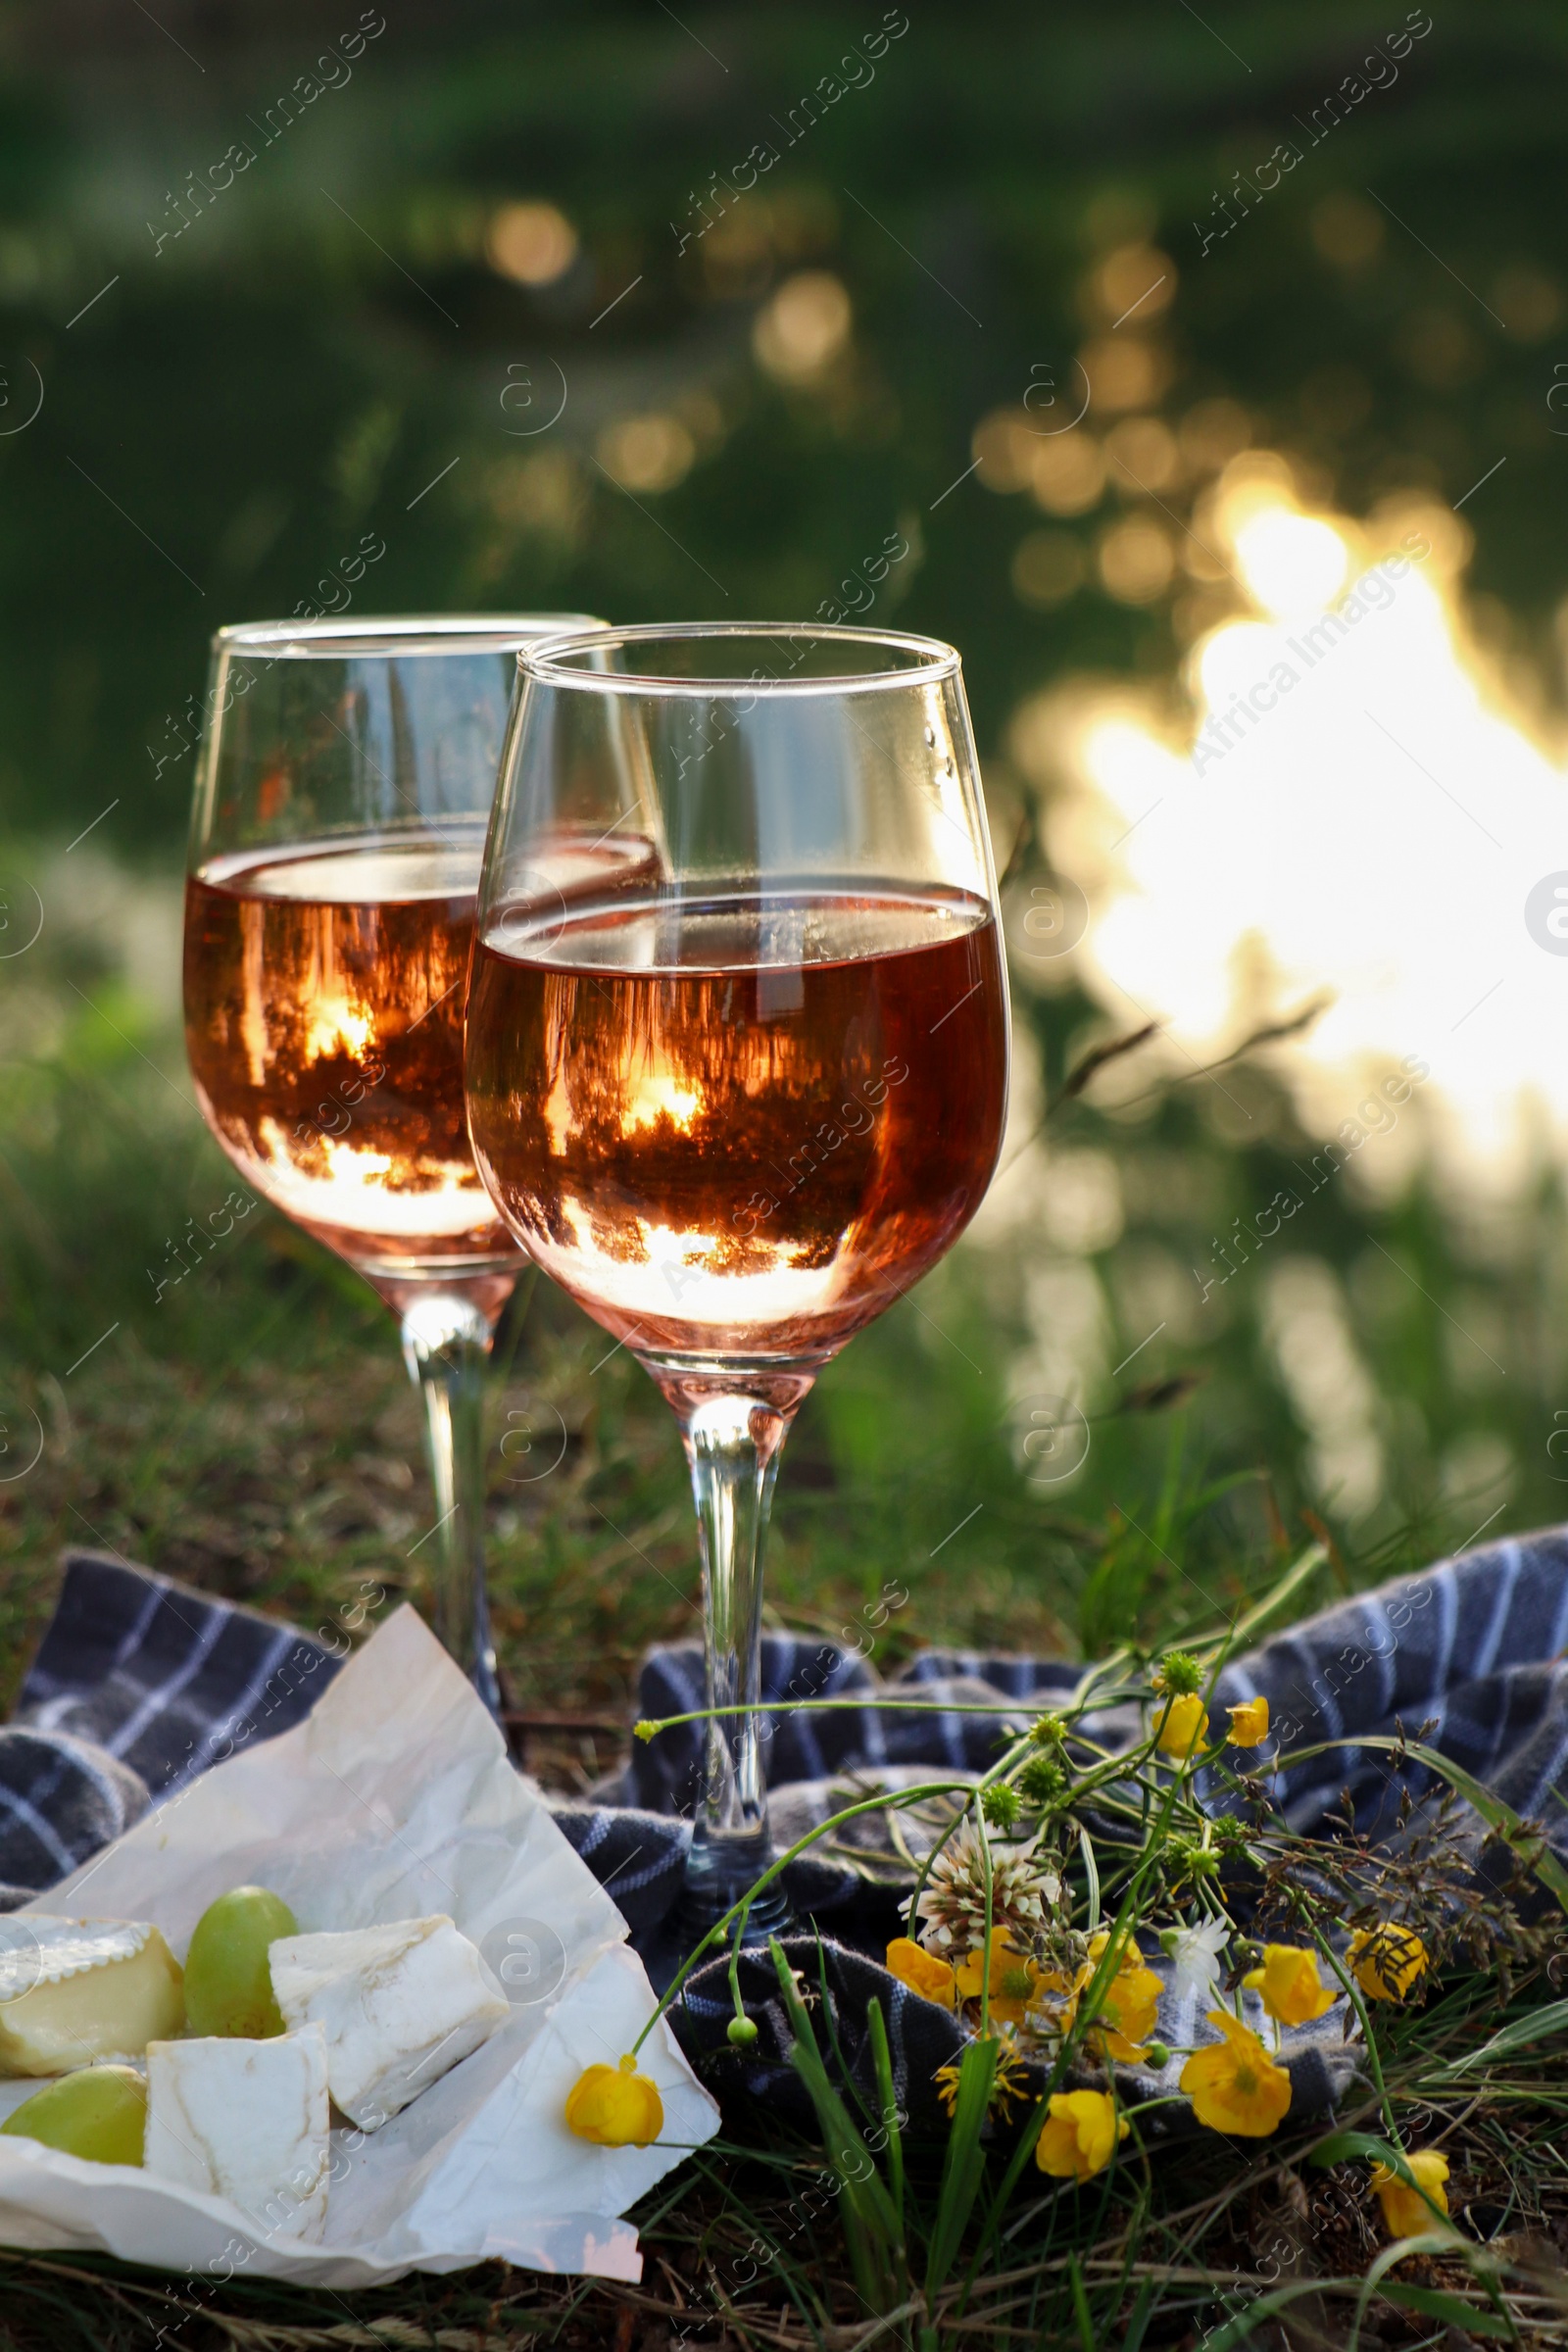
<box><xmin>183</xmin><ymin>1886</ymin><xmax>298</xmax><ymax>2037</ymax></box>
<box><xmin>1</xmin><ymin>2064</ymin><xmax>146</xmax><ymax>2165</ymax></box>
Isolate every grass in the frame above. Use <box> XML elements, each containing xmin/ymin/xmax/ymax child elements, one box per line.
<box><xmin>1</xmin><ymin>1867</ymin><xmax>1565</xmax><ymax>2347</ymax></box>
<box><xmin>3</xmin><ymin>899</ymin><xmax>1568</xmax><ymax>2346</ymax></box>
<box><xmin>6</xmin><ymin>5</ymin><xmax>1568</xmax><ymax>2328</ymax></box>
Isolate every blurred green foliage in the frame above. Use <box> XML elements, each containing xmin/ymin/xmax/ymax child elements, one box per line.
<box><xmin>3</xmin><ymin>1</ymin><xmax>1568</xmax><ymax>1705</ymax></box>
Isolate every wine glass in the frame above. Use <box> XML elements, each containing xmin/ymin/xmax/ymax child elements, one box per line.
<box><xmin>182</xmin><ymin>613</ymin><xmax>603</xmax><ymax>1715</ymax></box>
<box><xmin>465</xmin><ymin>622</ymin><xmax>1009</xmax><ymax>1935</ymax></box>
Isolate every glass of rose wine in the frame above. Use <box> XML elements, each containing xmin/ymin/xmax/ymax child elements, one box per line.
<box><xmin>182</xmin><ymin>614</ymin><xmax>602</xmax><ymax>1714</ymax></box>
<box><xmin>465</xmin><ymin>623</ymin><xmax>1009</xmax><ymax>1934</ymax></box>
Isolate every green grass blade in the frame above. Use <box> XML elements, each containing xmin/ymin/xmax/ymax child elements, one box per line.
<box><xmin>865</xmin><ymin>1995</ymin><xmax>906</xmax><ymax>2231</ymax></box>
<box><xmin>1122</xmin><ymin>2277</ymin><xmax>1155</xmax><ymax>2352</ymax></box>
<box><xmin>1377</xmin><ymin>2284</ymin><xmax>1514</xmax><ymax>2336</ymax></box>
<box><xmin>1077</xmin><ymin>1820</ymin><xmax>1101</xmax><ymax>1931</ymax></box>
<box><xmin>1200</xmin><ymin>2280</ymin><xmax>1355</xmax><ymax>2352</ymax></box>
<box><xmin>1308</xmin><ymin>2127</ymin><xmax>1406</xmax><ymax>2168</ymax></box>
<box><xmin>1066</xmin><ymin>2250</ymin><xmax>1095</xmax><ymax>2350</ymax></box>
<box><xmin>1436</xmin><ymin>1995</ymin><xmax>1568</xmax><ymax>2074</ymax></box>
<box><xmin>766</xmin><ymin>1939</ymin><xmax>905</xmax><ymax>2309</ymax></box>
<box><xmin>923</xmin><ymin>2035</ymin><xmax>998</xmax><ymax>2296</ymax></box>
<box><xmin>1194</xmin><ymin>1540</ymin><xmax>1328</xmax><ymax>1654</ymax></box>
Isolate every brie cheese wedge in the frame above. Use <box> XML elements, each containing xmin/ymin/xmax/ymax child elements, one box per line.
<box><xmin>0</xmin><ymin>1917</ymin><xmax>184</xmax><ymax>2078</ymax></box>
<box><xmin>269</xmin><ymin>1915</ymin><xmax>509</xmax><ymax>2130</ymax></box>
<box><xmin>144</xmin><ymin>2024</ymin><xmax>330</xmax><ymax>2241</ymax></box>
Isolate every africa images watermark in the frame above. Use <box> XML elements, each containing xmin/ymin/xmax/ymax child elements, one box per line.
<box><xmin>1190</xmin><ymin>530</ymin><xmax>1432</xmax><ymax>777</ymax></box>
<box><xmin>145</xmin><ymin>532</ymin><xmax>385</xmax><ymax>779</ymax></box>
<box><xmin>147</xmin><ymin>1189</ymin><xmax>257</xmax><ymax>1304</ymax></box>
<box><xmin>813</xmin><ymin>525</ymin><xmax>914</xmax><ymax>627</ymax></box>
<box><xmin>144</xmin><ymin>10</ymin><xmax>387</xmax><ymax>257</ymax></box>
<box><xmin>668</xmin><ymin>8</ymin><xmax>910</xmax><ymax>256</ymax></box>
<box><xmin>1191</xmin><ymin>1054</ymin><xmax>1431</xmax><ymax>1303</ymax></box>
<box><xmin>732</xmin><ymin>1054</ymin><xmax>911</xmax><ymax>1242</ymax></box>
<box><xmin>1192</xmin><ymin>8</ymin><xmax>1434</xmax><ymax>258</ymax></box>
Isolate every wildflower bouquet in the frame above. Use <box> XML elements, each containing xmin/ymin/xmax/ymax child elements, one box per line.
<box><xmin>560</xmin><ymin>1535</ymin><xmax>1568</xmax><ymax>2341</ymax></box>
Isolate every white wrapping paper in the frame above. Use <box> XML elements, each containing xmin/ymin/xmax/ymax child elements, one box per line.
<box><xmin>0</xmin><ymin>1605</ymin><xmax>718</xmax><ymax>2283</ymax></box>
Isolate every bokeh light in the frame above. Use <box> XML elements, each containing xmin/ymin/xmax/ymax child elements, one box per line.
<box><xmin>595</xmin><ymin>415</ymin><xmax>697</xmax><ymax>495</ymax></box>
<box><xmin>752</xmin><ymin>271</ymin><xmax>852</xmax><ymax>383</ymax></box>
<box><xmin>486</xmin><ymin>202</ymin><xmax>579</xmax><ymax>286</ymax></box>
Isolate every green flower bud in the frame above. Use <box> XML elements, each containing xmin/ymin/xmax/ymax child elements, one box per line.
<box><xmin>1144</xmin><ymin>2040</ymin><xmax>1172</xmax><ymax>2070</ymax></box>
<box><xmin>1154</xmin><ymin>1649</ymin><xmax>1203</xmax><ymax>1697</ymax></box>
<box><xmin>1018</xmin><ymin>1754</ymin><xmax>1067</xmax><ymax>1807</ymax></box>
<box><xmin>727</xmin><ymin>2015</ymin><xmax>760</xmax><ymax>2048</ymax></box>
<box><xmin>1166</xmin><ymin>1836</ymin><xmax>1219</xmax><ymax>1882</ymax></box>
<box><xmin>981</xmin><ymin>1782</ymin><xmax>1021</xmax><ymax>1830</ymax></box>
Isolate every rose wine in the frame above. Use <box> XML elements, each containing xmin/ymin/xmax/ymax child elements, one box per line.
<box><xmin>466</xmin><ymin>886</ymin><xmax>1008</xmax><ymax>1360</ymax></box>
<box><xmin>183</xmin><ymin>825</ymin><xmax>516</xmax><ymax>1277</ymax></box>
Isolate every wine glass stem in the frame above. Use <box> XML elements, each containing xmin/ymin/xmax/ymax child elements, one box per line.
<box><xmin>400</xmin><ymin>1294</ymin><xmax>502</xmax><ymax>1719</ymax></box>
<box><xmin>677</xmin><ymin>1393</ymin><xmax>793</xmax><ymax>1933</ymax></box>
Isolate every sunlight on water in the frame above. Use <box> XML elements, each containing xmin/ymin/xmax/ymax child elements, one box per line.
<box><xmin>1012</xmin><ymin>457</ymin><xmax>1568</xmax><ymax>1193</ymax></box>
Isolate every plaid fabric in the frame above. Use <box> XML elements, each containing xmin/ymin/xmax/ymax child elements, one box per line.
<box><xmin>6</xmin><ymin>1531</ymin><xmax>1567</xmax><ymax>2132</ymax></box>
<box><xmin>1</xmin><ymin>1551</ymin><xmax>341</xmax><ymax>1904</ymax></box>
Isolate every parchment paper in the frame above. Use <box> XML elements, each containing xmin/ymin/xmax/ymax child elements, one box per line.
<box><xmin>0</xmin><ymin>1605</ymin><xmax>718</xmax><ymax>2284</ymax></box>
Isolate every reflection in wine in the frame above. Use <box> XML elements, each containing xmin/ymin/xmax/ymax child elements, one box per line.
<box><xmin>466</xmin><ymin>881</ymin><xmax>1007</xmax><ymax>1364</ymax></box>
<box><xmin>184</xmin><ymin>825</ymin><xmax>516</xmax><ymax>1281</ymax></box>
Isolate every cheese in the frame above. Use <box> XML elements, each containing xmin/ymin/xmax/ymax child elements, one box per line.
<box><xmin>269</xmin><ymin>1915</ymin><xmax>508</xmax><ymax>2131</ymax></box>
<box><xmin>0</xmin><ymin>1917</ymin><xmax>184</xmax><ymax>2078</ymax></box>
<box><xmin>144</xmin><ymin>2025</ymin><xmax>330</xmax><ymax>2241</ymax></box>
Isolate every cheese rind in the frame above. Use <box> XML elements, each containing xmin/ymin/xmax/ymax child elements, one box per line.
<box><xmin>144</xmin><ymin>2025</ymin><xmax>330</xmax><ymax>2241</ymax></box>
<box><xmin>270</xmin><ymin>1915</ymin><xmax>509</xmax><ymax>2131</ymax></box>
<box><xmin>0</xmin><ymin>1918</ymin><xmax>184</xmax><ymax>2078</ymax></box>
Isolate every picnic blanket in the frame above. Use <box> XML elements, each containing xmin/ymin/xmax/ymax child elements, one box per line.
<box><xmin>5</xmin><ymin>1533</ymin><xmax>1566</xmax><ymax>2134</ymax></box>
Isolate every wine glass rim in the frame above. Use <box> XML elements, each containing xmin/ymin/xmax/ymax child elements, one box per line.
<box><xmin>518</xmin><ymin>620</ymin><xmax>963</xmax><ymax>696</ymax></box>
<box><xmin>213</xmin><ymin>613</ymin><xmax>606</xmax><ymax>659</ymax></box>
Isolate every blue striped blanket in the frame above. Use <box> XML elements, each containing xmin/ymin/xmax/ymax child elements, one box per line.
<box><xmin>4</xmin><ymin>1532</ymin><xmax>1563</xmax><ymax>2132</ymax></box>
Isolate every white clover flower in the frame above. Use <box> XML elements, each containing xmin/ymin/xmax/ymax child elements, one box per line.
<box><xmin>1162</xmin><ymin>1917</ymin><xmax>1230</xmax><ymax>2004</ymax></box>
<box><xmin>915</xmin><ymin>1823</ymin><xmax>1059</xmax><ymax>1957</ymax></box>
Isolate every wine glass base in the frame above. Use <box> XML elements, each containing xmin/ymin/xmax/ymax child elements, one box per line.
<box><xmin>640</xmin><ymin>1861</ymin><xmax>794</xmax><ymax>1996</ymax></box>
<box><xmin>673</xmin><ymin>1869</ymin><xmax>794</xmax><ymax>1945</ymax></box>
<box><xmin>674</xmin><ymin>1827</ymin><xmax>795</xmax><ymax>1941</ymax></box>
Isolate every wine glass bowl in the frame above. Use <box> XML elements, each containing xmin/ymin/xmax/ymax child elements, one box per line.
<box><xmin>182</xmin><ymin>613</ymin><xmax>603</xmax><ymax>1710</ymax></box>
<box><xmin>466</xmin><ymin>624</ymin><xmax>1009</xmax><ymax>1936</ymax></box>
<box><xmin>183</xmin><ymin>822</ymin><xmax>518</xmax><ymax>1306</ymax></box>
<box><xmin>466</xmin><ymin>871</ymin><xmax>1007</xmax><ymax>1366</ymax></box>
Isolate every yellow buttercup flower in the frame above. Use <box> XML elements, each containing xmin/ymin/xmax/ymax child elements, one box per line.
<box><xmin>1226</xmin><ymin>1696</ymin><xmax>1270</xmax><ymax>1744</ymax></box>
<box><xmin>1348</xmin><ymin>1924</ymin><xmax>1428</xmax><ymax>2002</ymax></box>
<box><xmin>1156</xmin><ymin>1692</ymin><xmax>1209</xmax><ymax>1759</ymax></box>
<box><xmin>886</xmin><ymin>1936</ymin><xmax>958</xmax><ymax>2010</ymax></box>
<box><xmin>1024</xmin><ymin>1962</ymin><xmax>1088</xmax><ymax>2050</ymax></box>
<box><xmin>1243</xmin><ymin>1944</ymin><xmax>1339</xmax><ymax>2027</ymax></box>
<box><xmin>1093</xmin><ymin>1963</ymin><xmax>1163</xmax><ymax>2060</ymax></box>
<box><xmin>564</xmin><ymin>2052</ymin><xmax>664</xmax><ymax>2146</ymax></box>
<box><xmin>1180</xmin><ymin>2011</ymin><xmax>1293</xmax><ymax>2136</ymax></box>
<box><xmin>955</xmin><ymin>1935</ymin><xmax>1043</xmax><ymax>2026</ymax></box>
<box><xmin>1370</xmin><ymin>2148</ymin><xmax>1450</xmax><ymax>2238</ymax></box>
<box><xmin>935</xmin><ymin>2035</ymin><xmax>1028</xmax><ymax>2122</ymax></box>
<box><xmin>1076</xmin><ymin>1928</ymin><xmax>1162</xmax><ymax>2060</ymax></box>
<box><xmin>1035</xmin><ymin>2089</ymin><xmax>1128</xmax><ymax>2181</ymax></box>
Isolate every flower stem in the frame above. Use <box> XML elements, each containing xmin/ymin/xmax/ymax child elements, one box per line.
<box><xmin>1316</xmin><ymin>1931</ymin><xmax>1400</xmax><ymax>2144</ymax></box>
<box><xmin>629</xmin><ymin>1777</ymin><xmax>976</xmax><ymax>2059</ymax></box>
